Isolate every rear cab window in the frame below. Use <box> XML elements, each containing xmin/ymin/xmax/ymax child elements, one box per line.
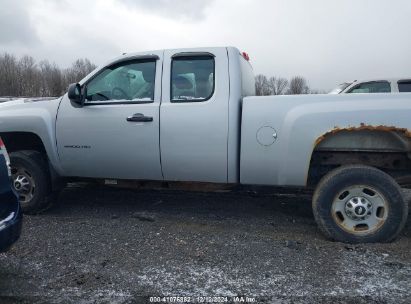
<box><xmin>347</xmin><ymin>81</ymin><xmax>391</xmax><ymax>93</ymax></box>
<box><xmin>398</xmin><ymin>80</ymin><xmax>411</xmax><ymax>92</ymax></box>
<box><xmin>171</xmin><ymin>54</ymin><xmax>215</xmax><ymax>102</ymax></box>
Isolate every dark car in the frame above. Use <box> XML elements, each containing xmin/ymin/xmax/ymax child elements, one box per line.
<box><xmin>0</xmin><ymin>137</ymin><xmax>22</xmax><ymax>252</ymax></box>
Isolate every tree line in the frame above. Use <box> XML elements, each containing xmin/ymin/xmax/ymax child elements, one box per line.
<box><xmin>0</xmin><ymin>53</ymin><xmax>325</xmax><ymax>98</ymax></box>
<box><xmin>255</xmin><ymin>74</ymin><xmax>325</xmax><ymax>95</ymax></box>
<box><xmin>0</xmin><ymin>53</ymin><xmax>96</xmax><ymax>97</ymax></box>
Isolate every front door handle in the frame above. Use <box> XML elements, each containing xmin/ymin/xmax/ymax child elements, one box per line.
<box><xmin>126</xmin><ymin>113</ymin><xmax>153</xmax><ymax>122</ymax></box>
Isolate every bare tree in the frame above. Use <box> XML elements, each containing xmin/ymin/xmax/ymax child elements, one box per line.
<box><xmin>39</xmin><ymin>60</ymin><xmax>64</xmax><ymax>96</ymax></box>
<box><xmin>0</xmin><ymin>53</ymin><xmax>20</xmax><ymax>96</ymax></box>
<box><xmin>267</xmin><ymin>76</ymin><xmax>288</xmax><ymax>95</ymax></box>
<box><xmin>0</xmin><ymin>53</ymin><xmax>97</xmax><ymax>97</ymax></box>
<box><xmin>19</xmin><ymin>55</ymin><xmax>42</xmax><ymax>96</ymax></box>
<box><xmin>49</xmin><ymin>64</ymin><xmax>64</xmax><ymax>96</ymax></box>
<box><xmin>288</xmin><ymin>76</ymin><xmax>310</xmax><ymax>95</ymax></box>
<box><xmin>63</xmin><ymin>58</ymin><xmax>97</xmax><ymax>89</ymax></box>
<box><xmin>255</xmin><ymin>74</ymin><xmax>270</xmax><ymax>96</ymax></box>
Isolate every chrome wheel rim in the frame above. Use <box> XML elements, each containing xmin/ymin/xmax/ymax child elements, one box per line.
<box><xmin>11</xmin><ymin>167</ymin><xmax>36</xmax><ymax>204</ymax></box>
<box><xmin>332</xmin><ymin>185</ymin><xmax>388</xmax><ymax>235</ymax></box>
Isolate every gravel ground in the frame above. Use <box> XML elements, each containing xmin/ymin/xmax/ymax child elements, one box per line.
<box><xmin>0</xmin><ymin>184</ymin><xmax>410</xmax><ymax>304</ymax></box>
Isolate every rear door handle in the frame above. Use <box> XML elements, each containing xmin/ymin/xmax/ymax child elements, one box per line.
<box><xmin>126</xmin><ymin>113</ymin><xmax>153</xmax><ymax>122</ymax></box>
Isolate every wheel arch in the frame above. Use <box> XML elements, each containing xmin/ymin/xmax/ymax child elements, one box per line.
<box><xmin>314</xmin><ymin>125</ymin><xmax>411</xmax><ymax>152</ymax></box>
<box><xmin>0</xmin><ymin>132</ymin><xmax>47</xmax><ymax>155</ymax></box>
<box><xmin>308</xmin><ymin>126</ymin><xmax>411</xmax><ymax>187</ymax></box>
<box><xmin>1</xmin><ymin>132</ymin><xmax>64</xmax><ymax>190</ymax></box>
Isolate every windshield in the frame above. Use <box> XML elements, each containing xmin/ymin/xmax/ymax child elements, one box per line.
<box><xmin>329</xmin><ymin>82</ymin><xmax>352</xmax><ymax>94</ymax></box>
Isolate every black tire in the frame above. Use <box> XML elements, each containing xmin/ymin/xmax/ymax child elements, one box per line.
<box><xmin>312</xmin><ymin>165</ymin><xmax>408</xmax><ymax>243</ymax></box>
<box><xmin>10</xmin><ymin>150</ymin><xmax>56</xmax><ymax>214</ymax></box>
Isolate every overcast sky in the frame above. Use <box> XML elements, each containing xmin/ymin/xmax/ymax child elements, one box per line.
<box><xmin>1</xmin><ymin>0</ymin><xmax>410</xmax><ymax>91</ymax></box>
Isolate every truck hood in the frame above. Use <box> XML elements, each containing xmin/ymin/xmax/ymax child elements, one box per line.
<box><xmin>0</xmin><ymin>96</ymin><xmax>62</xmax><ymax>112</ymax></box>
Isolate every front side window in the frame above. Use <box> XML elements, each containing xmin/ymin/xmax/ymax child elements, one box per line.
<box><xmin>171</xmin><ymin>56</ymin><xmax>215</xmax><ymax>102</ymax></box>
<box><xmin>347</xmin><ymin>81</ymin><xmax>391</xmax><ymax>94</ymax></box>
<box><xmin>85</xmin><ymin>60</ymin><xmax>156</xmax><ymax>103</ymax></box>
<box><xmin>398</xmin><ymin>80</ymin><xmax>411</xmax><ymax>92</ymax></box>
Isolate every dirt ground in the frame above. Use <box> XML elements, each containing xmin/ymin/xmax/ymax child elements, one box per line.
<box><xmin>0</xmin><ymin>184</ymin><xmax>410</xmax><ymax>304</ymax></box>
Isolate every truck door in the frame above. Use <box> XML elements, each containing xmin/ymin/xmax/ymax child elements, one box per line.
<box><xmin>160</xmin><ymin>48</ymin><xmax>230</xmax><ymax>183</ymax></box>
<box><xmin>56</xmin><ymin>53</ymin><xmax>163</xmax><ymax>180</ymax></box>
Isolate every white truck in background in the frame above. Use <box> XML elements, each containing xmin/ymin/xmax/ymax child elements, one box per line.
<box><xmin>330</xmin><ymin>77</ymin><xmax>411</xmax><ymax>94</ymax></box>
<box><xmin>0</xmin><ymin>47</ymin><xmax>410</xmax><ymax>243</ymax></box>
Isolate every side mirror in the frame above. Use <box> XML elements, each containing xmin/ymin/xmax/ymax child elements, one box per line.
<box><xmin>67</xmin><ymin>83</ymin><xmax>84</xmax><ymax>106</ymax></box>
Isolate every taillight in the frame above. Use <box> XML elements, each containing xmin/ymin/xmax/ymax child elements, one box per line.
<box><xmin>0</xmin><ymin>137</ymin><xmax>11</xmax><ymax>177</ymax></box>
<box><xmin>242</xmin><ymin>52</ymin><xmax>250</xmax><ymax>61</ymax></box>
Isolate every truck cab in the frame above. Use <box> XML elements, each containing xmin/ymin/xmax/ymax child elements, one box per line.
<box><xmin>58</xmin><ymin>47</ymin><xmax>254</xmax><ymax>184</ymax></box>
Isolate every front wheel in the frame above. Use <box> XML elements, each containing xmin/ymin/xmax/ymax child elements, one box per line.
<box><xmin>312</xmin><ymin>165</ymin><xmax>408</xmax><ymax>243</ymax></box>
<box><xmin>10</xmin><ymin>151</ymin><xmax>56</xmax><ymax>214</ymax></box>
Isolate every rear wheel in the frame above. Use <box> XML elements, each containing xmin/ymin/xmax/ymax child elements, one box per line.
<box><xmin>313</xmin><ymin>165</ymin><xmax>408</xmax><ymax>243</ymax></box>
<box><xmin>10</xmin><ymin>151</ymin><xmax>56</xmax><ymax>214</ymax></box>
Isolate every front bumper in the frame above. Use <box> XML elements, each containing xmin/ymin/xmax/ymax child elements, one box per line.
<box><xmin>1</xmin><ymin>141</ymin><xmax>23</xmax><ymax>252</ymax></box>
<box><xmin>0</xmin><ymin>191</ymin><xmax>22</xmax><ymax>252</ymax></box>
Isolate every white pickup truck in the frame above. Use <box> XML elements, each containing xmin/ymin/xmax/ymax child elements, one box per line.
<box><xmin>0</xmin><ymin>47</ymin><xmax>410</xmax><ymax>243</ymax></box>
<box><xmin>330</xmin><ymin>78</ymin><xmax>411</xmax><ymax>94</ymax></box>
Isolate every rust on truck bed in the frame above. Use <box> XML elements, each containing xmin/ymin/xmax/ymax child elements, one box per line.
<box><xmin>314</xmin><ymin>124</ymin><xmax>411</xmax><ymax>147</ymax></box>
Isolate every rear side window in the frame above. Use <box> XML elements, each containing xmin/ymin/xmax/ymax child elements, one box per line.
<box><xmin>347</xmin><ymin>81</ymin><xmax>391</xmax><ymax>93</ymax></box>
<box><xmin>398</xmin><ymin>80</ymin><xmax>411</xmax><ymax>92</ymax></box>
<box><xmin>171</xmin><ymin>55</ymin><xmax>215</xmax><ymax>102</ymax></box>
